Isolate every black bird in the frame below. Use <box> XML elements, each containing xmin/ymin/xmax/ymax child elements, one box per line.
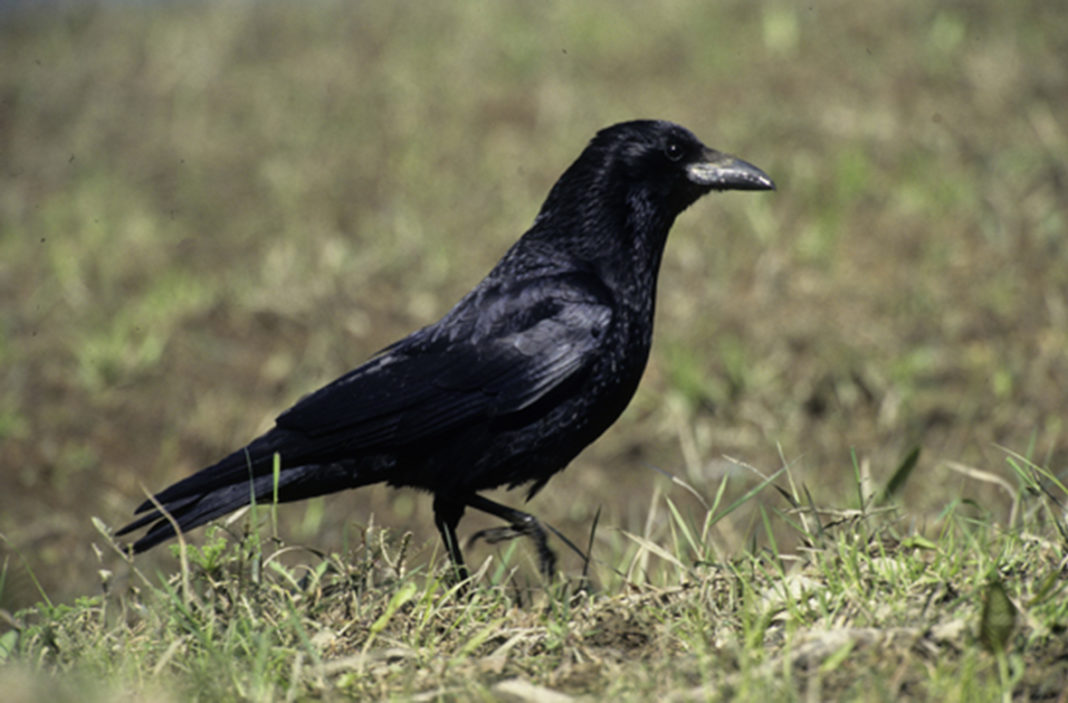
<box><xmin>117</xmin><ymin>120</ymin><xmax>774</xmax><ymax>579</ymax></box>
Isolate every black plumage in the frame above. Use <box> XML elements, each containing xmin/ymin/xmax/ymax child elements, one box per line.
<box><xmin>117</xmin><ymin>120</ymin><xmax>774</xmax><ymax>578</ymax></box>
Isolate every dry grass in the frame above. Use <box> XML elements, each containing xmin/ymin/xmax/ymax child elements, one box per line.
<box><xmin>6</xmin><ymin>457</ymin><xmax>1067</xmax><ymax>700</ymax></box>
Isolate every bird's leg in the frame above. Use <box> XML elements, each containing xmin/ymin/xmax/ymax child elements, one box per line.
<box><xmin>465</xmin><ymin>494</ymin><xmax>557</xmax><ymax>578</ymax></box>
<box><xmin>432</xmin><ymin>496</ymin><xmax>470</xmax><ymax>584</ymax></box>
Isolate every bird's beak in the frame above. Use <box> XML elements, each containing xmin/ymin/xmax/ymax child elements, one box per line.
<box><xmin>687</xmin><ymin>148</ymin><xmax>775</xmax><ymax>191</ymax></box>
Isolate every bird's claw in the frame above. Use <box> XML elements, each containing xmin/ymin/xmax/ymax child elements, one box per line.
<box><xmin>468</xmin><ymin>520</ymin><xmax>557</xmax><ymax>578</ymax></box>
<box><xmin>468</xmin><ymin>526</ymin><xmax>524</xmax><ymax>546</ymax></box>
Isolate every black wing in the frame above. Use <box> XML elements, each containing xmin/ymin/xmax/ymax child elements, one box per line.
<box><xmin>274</xmin><ymin>273</ymin><xmax>614</xmax><ymax>451</ymax></box>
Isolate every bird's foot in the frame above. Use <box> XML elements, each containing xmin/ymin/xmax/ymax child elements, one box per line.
<box><xmin>468</xmin><ymin>516</ymin><xmax>557</xmax><ymax>578</ymax></box>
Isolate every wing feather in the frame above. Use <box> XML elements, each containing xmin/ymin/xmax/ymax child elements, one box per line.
<box><xmin>275</xmin><ymin>275</ymin><xmax>612</xmax><ymax>450</ymax></box>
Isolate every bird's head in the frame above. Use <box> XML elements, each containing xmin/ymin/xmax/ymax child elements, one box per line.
<box><xmin>589</xmin><ymin>120</ymin><xmax>775</xmax><ymax>214</ymax></box>
<box><xmin>530</xmin><ymin>120</ymin><xmax>774</xmax><ymax>263</ymax></box>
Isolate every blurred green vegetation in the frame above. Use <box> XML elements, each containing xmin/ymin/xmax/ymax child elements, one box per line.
<box><xmin>1</xmin><ymin>0</ymin><xmax>1066</xmax><ymax>612</ymax></box>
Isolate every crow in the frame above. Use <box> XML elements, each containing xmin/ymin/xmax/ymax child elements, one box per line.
<box><xmin>117</xmin><ymin>120</ymin><xmax>774</xmax><ymax>579</ymax></box>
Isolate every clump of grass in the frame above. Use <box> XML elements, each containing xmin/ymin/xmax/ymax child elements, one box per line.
<box><xmin>3</xmin><ymin>447</ymin><xmax>1064</xmax><ymax>700</ymax></box>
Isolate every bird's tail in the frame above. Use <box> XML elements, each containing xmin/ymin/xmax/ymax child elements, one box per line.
<box><xmin>115</xmin><ymin>429</ymin><xmax>370</xmax><ymax>553</ymax></box>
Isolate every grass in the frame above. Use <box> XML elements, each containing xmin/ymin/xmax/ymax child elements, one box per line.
<box><xmin>4</xmin><ymin>452</ymin><xmax>1065</xmax><ymax>700</ymax></box>
<box><xmin>1</xmin><ymin>0</ymin><xmax>1066</xmax><ymax>699</ymax></box>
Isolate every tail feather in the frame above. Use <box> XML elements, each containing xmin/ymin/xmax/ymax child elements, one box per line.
<box><xmin>131</xmin><ymin>430</ymin><xmax>291</xmax><ymax>515</ymax></box>
<box><xmin>117</xmin><ymin>459</ymin><xmax>373</xmax><ymax>553</ymax></box>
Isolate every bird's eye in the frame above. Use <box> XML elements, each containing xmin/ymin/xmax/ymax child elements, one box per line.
<box><xmin>664</xmin><ymin>140</ymin><xmax>684</xmax><ymax>162</ymax></box>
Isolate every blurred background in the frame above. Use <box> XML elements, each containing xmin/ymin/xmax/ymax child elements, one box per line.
<box><xmin>1</xmin><ymin>0</ymin><xmax>1065</xmax><ymax>611</ymax></box>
